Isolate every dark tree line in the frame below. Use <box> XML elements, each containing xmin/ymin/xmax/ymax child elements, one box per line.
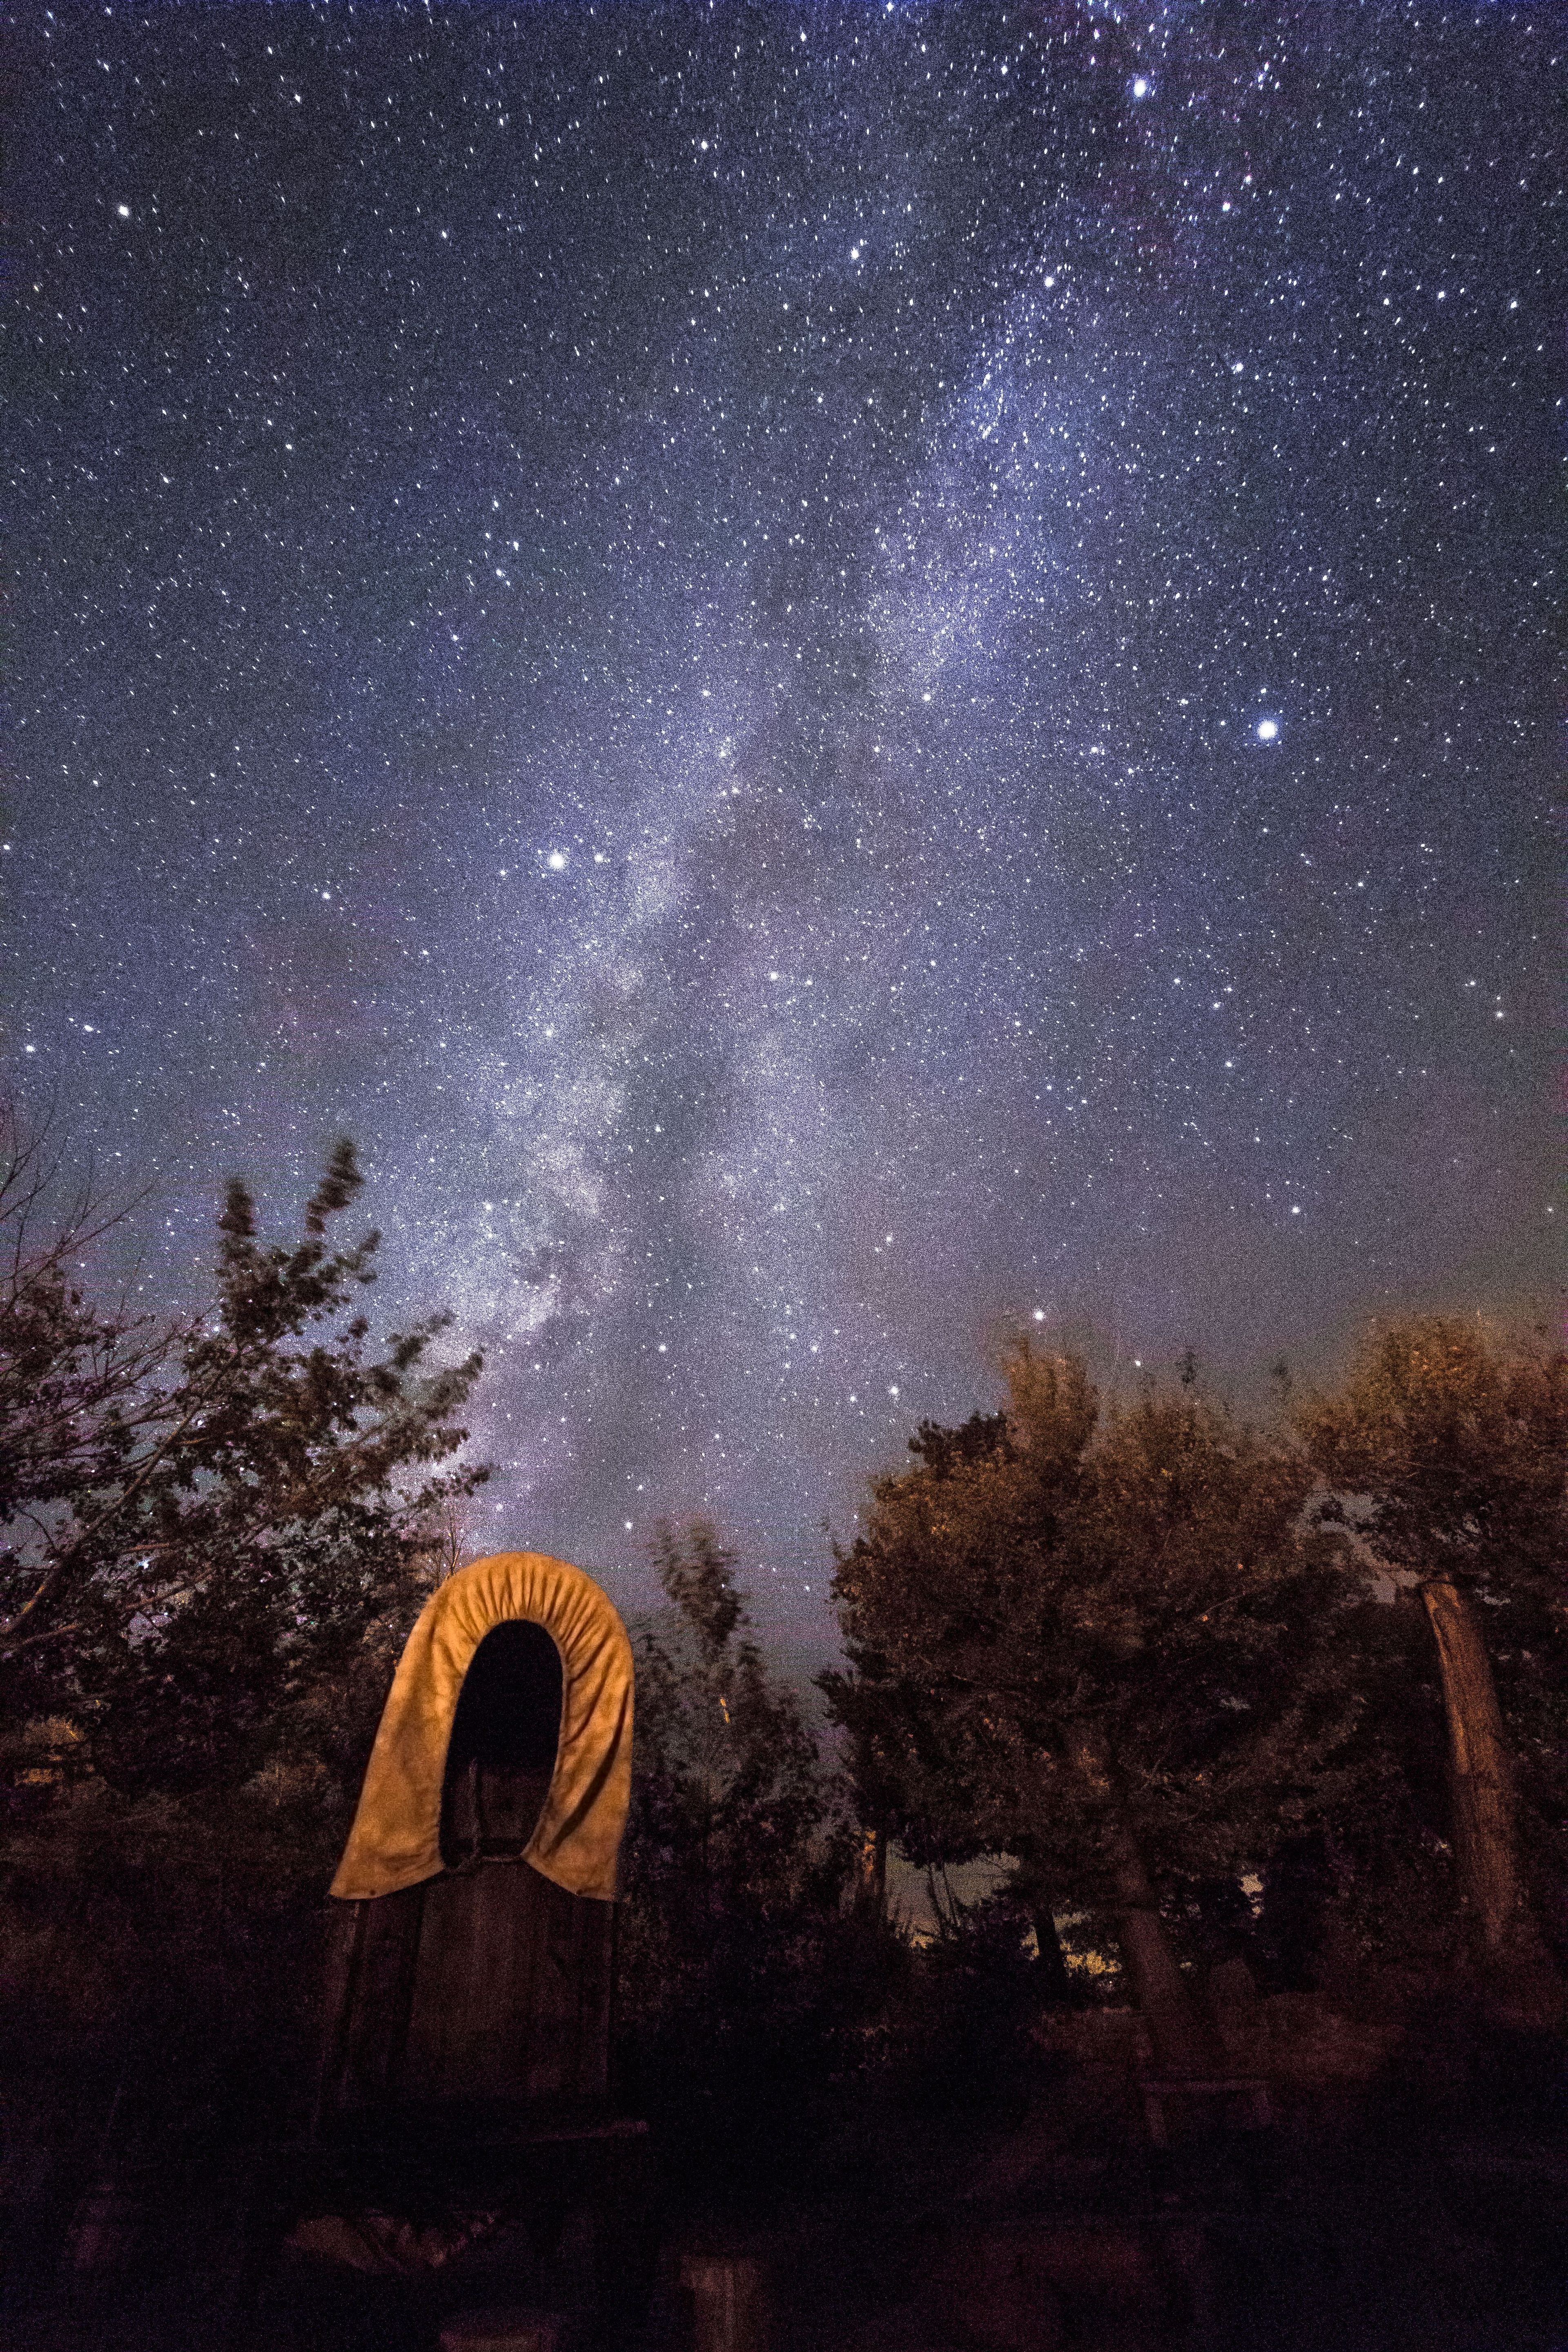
<box><xmin>825</xmin><ymin>1330</ymin><xmax>1568</xmax><ymax>2049</ymax></box>
<box><xmin>0</xmin><ymin>1099</ymin><xmax>1562</xmax><ymax>2198</ymax></box>
<box><xmin>615</xmin><ymin>1520</ymin><xmax>877</xmax><ymax>2184</ymax></box>
<box><xmin>0</xmin><ymin>1117</ymin><xmax>486</xmax><ymax>1789</ymax></box>
<box><xmin>0</xmin><ymin>1112</ymin><xmax>489</xmax><ymax>2167</ymax></box>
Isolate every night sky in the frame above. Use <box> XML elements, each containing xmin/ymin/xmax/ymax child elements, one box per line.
<box><xmin>9</xmin><ymin>1</ymin><xmax>1561</xmax><ymax>1640</ymax></box>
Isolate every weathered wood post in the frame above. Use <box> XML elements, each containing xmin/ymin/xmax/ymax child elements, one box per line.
<box><xmin>682</xmin><ymin>2253</ymin><xmax>771</xmax><ymax>2352</ymax></box>
<box><xmin>1421</xmin><ymin>1575</ymin><xmax>1564</xmax><ymax>2029</ymax></box>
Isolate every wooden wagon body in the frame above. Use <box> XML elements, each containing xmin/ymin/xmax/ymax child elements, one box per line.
<box><xmin>316</xmin><ymin>1550</ymin><xmax>633</xmax><ymax>2133</ymax></box>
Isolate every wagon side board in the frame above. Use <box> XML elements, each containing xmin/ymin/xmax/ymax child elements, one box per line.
<box><xmin>317</xmin><ymin>1862</ymin><xmax>615</xmax><ymax>2123</ymax></box>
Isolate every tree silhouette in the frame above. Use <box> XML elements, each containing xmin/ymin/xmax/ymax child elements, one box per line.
<box><xmin>0</xmin><ymin>1138</ymin><xmax>489</xmax><ymax>1795</ymax></box>
<box><xmin>826</xmin><ymin>1344</ymin><xmax>1361</xmax><ymax>2071</ymax></box>
<box><xmin>1300</xmin><ymin>1317</ymin><xmax>1567</xmax><ymax>2029</ymax></box>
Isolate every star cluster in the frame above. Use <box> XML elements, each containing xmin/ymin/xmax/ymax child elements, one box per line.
<box><xmin>8</xmin><ymin>2</ymin><xmax>1559</xmax><ymax>1632</ymax></box>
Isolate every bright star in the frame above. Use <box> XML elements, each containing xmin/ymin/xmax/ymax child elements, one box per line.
<box><xmin>1131</xmin><ymin>76</ymin><xmax>1149</xmax><ymax>99</ymax></box>
<box><xmin>546</xmin><ymin>849</ymin><xmax>568</xmax><ymax>870</ymax></box>
<box><xmin>1255</xmin><ymin>717</ymin><xmax>1279</xmax><ymax>742</ymax></box>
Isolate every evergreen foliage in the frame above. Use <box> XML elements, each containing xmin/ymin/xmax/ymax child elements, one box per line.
<box><xmin>0</xmin><ymin>1104</ymin><xmax>171</xmax><ymax>1667</ymax></box>
<box><xmin>3</xmin><ymin>1102</ymin><xmax>1563</xmax><ymax>2198</ymax></box>
<box><xmin>825</xmin><ymin>1345</ymin><xmax>1365</xmax><ymax>1956</ymax></box>
<box><xmin>0</xmin><ymin>1137</ymin><xmax>489</xmax><ymax>2163</ymax></box>
<box><xmin>0</xmin><ymin>1137</ymin><xmax>488</xmax><ymax>1794</ymax></box>
<box><xmin>1298</xmin><ymin>1316</ymin><xmax>1568</xmax><ymax>1615</ymax></box>
<box><xmin>1299</xmin><ymin>1317</ymin><xmax>1568</xmax><ymax>1987</ymax></box>
<box><xmin>627</xmin><ymin>1519</ymin><xmax>837</xmax><ymax>1926</ymax></box>
<box><xmin>619</xmin><ymin>1520</ymin><xmax>891</xmax><ymax>2188</ymax></box>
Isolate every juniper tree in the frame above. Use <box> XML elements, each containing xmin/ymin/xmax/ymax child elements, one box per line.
<box><xmin>1299</xmin><ymin>1317</ymin><xmax>1567</xmax><ymax>2029</ymax></box>
<box><xmin>826</xmin><ymin>1345</ymin><xmax>1361</xmax><ymax>2072</ymax></box>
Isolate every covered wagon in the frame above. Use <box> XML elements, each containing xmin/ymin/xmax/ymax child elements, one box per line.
<box><xmin>317</xmin><ymin>1550</ymin><xmax>635</xmax><ymax>2130</ymax></box>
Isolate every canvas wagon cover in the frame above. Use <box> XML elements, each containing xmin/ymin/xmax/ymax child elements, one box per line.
<box><xmin>330</xmin><ymin>1551</ymin><xmax>634</xmax><ymax>1903</ymax></box>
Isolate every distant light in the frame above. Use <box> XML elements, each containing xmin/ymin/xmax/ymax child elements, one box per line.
<box><xmin>546</xmin><ymin>849</ymin><xmax>568</xmax><ymax>870</ymax></box>
<box><xmin>116</xmin><ymin>203</ymin><xmax>131</xmax><ymax>218</ymax></box>
<box><xmin>1032</xmin><ymin>1309</ymin><xmax>1045</xmax><ymax>1321</ymax></box>
<box><xmin>1131</xmin><ymin>76</ymin><xmax>1149</xmax><ymax>98</ymax></box>
<box><xmin>1255</xmin><ymin>717</ymin><xmax>1279</xmax><ymax>742</ymax></box>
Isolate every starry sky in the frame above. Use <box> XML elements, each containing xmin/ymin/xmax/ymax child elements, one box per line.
<box><xmin>8</xmin><ymin>0</ymin><xmax>1561</xmax><ymax>1644</ymax></box>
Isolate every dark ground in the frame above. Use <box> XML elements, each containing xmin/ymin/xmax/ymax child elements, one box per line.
<box><xmin>2</xmin><ymin>2049</ymin><xmax>1566</xmax><ymax>2352</ymax></box>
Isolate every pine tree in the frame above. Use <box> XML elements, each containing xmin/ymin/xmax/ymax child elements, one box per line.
<box><xmin>0</xmin><ymin>1135</ymin><xmax>491</xmax><ymax>2158</ymax></box>
<box><xmin>618</xmin><ymin>1521</ymin><xmax>868</xmax><ymax>2178</ymax></box>
<box><xmin>626</xmin><ymin>1518</ymin><xmax>843</xmax><ymax>1940</ymax></box>
<box><xmin>0</xmin><ymin>1101</ymin><xmax>174</xmax><ymax>1666</ymax></box>
<box><xmin>0</xmin><ymin>1139</ymin><xmax>489</xmax><ymax>1793</ymax></box>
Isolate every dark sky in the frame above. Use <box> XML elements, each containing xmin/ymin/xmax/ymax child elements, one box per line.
<box><xmin>8</xmin><ymin>0</ymin><xmax>1561</xmax><ymax>1642</ymax></box>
